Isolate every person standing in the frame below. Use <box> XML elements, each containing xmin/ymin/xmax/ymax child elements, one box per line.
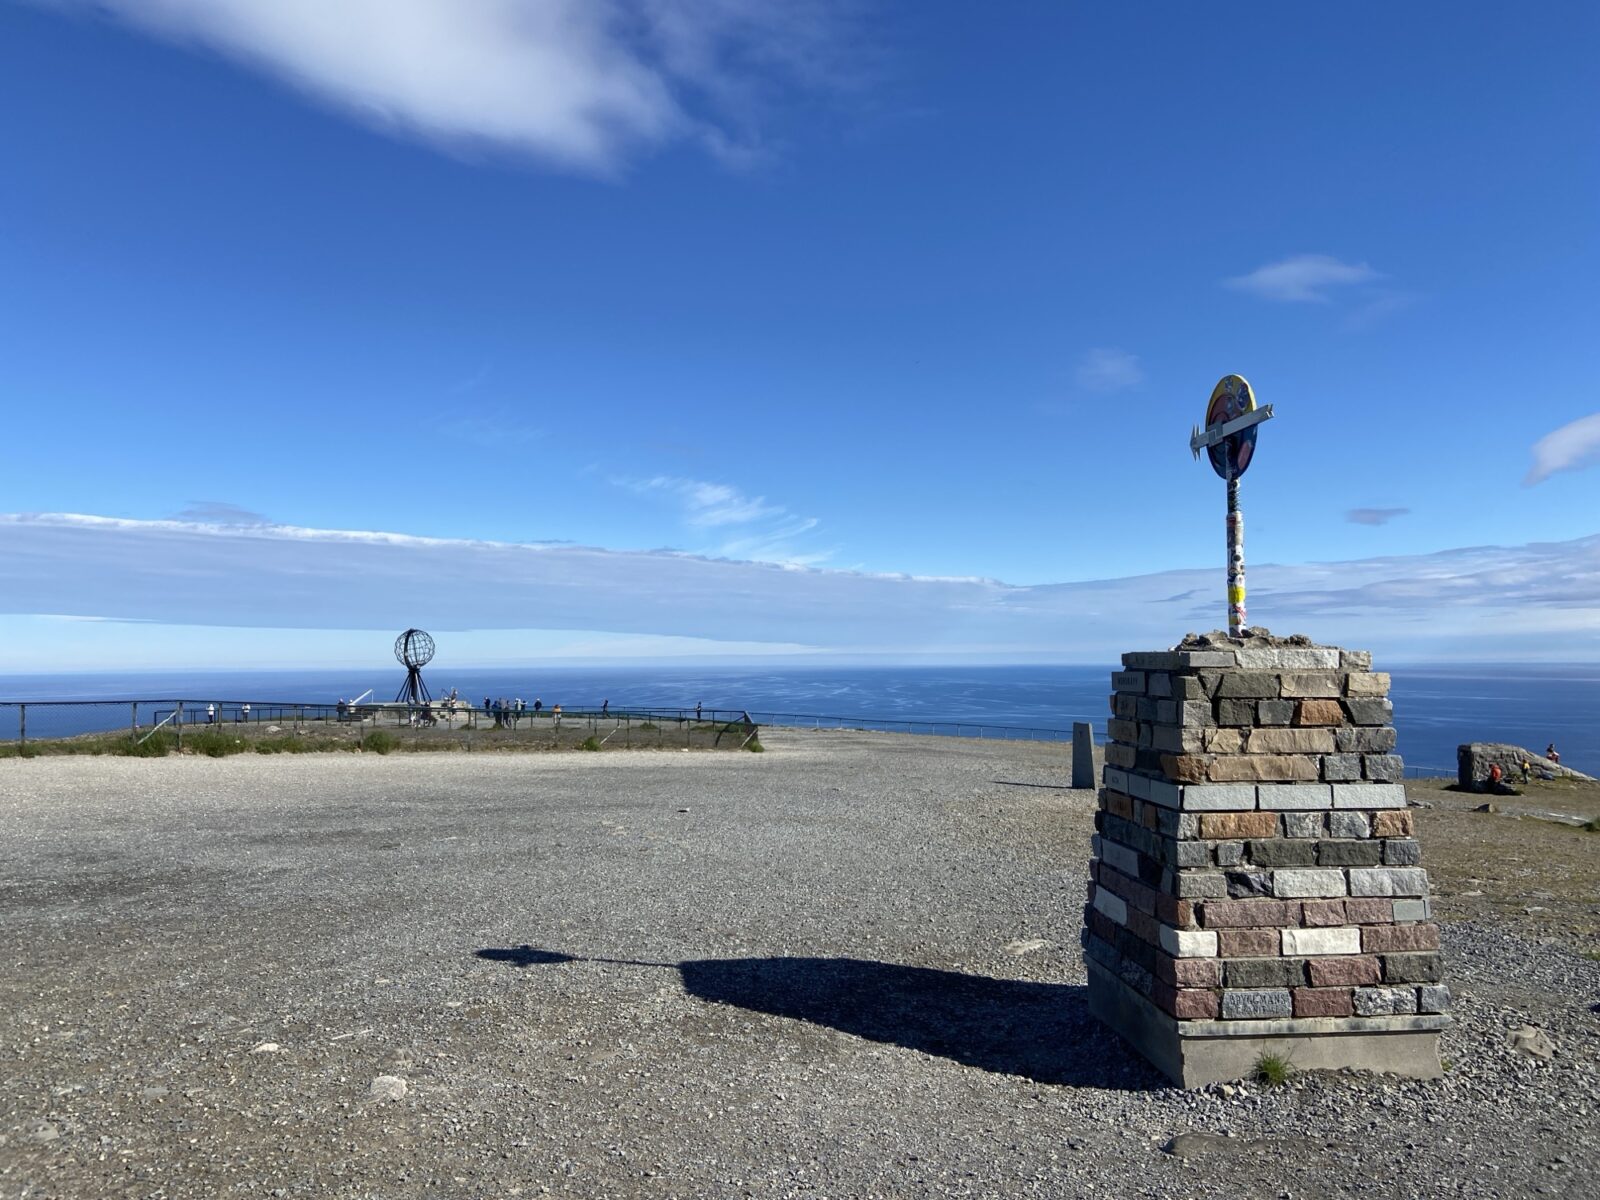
<box><xmin>206</xmin><ymin>703</ymin><xmax>216</xmax><ymax>724</ymax></box>
<box><xmin>1546</xmin><ymin>742</ymin><xmax>1561</xmax><ymax>765</ymax></box>
<box><xmin>695</xmin><ymin>702</ymin><xmax>703</xmax><ymax>721</ymax></box>
<box><xmin>601</xmin><ymin>699</ymin><xmax>609</xmax><ymax>716</ymax></box>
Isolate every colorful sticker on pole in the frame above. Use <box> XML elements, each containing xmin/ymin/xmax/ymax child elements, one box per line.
<box><xmin>1205</xmin><ymin>374</ymin><xmax>1257</xmax><ymax>481</ymax></box>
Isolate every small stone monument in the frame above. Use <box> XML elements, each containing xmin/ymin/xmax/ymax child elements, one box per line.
<box><xmin>1081</xmin><ymin>379</ymin><xmax>1449</xmax><ymax>1086</ymax></box>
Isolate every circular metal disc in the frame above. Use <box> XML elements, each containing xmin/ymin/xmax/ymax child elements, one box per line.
<box><xmin>1205</xmin><ymin>374</ymin><xmax>1257</xmax><ymax>481</ymax></box>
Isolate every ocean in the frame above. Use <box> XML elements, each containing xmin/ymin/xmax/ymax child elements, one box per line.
<box><xmin>2</xmin><ymin>663</ymin><xmax>1595</xmax><ymax>776</ymax></box>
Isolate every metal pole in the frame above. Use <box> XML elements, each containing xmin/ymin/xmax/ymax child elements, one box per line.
<box><xmin>175</xmin><ymin>701</ymin><xmax>183</xmax><ymax>752</ymax></box>
<box><xmin>131</xmin><ymin>701</ymin><xmax>137</xmax><ymax>744</ymax></box>
<box><xmin>18</xmin><ymin>704</ymin><xmax>25</xmax><ymax>748</ymax></box>
<box><xmin>1226</xmin><ymin>476</ymin><xmax>1246</xmax><ymax>635</ymax></box>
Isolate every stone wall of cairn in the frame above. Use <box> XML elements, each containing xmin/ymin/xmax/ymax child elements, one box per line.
<box><xmin>1081</xmin><ymin>635</ymin><xmax>1451</xmax><ymax>1086</ymax></box>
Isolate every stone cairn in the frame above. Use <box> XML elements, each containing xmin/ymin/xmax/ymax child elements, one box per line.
<box><xmin>1082</xmin><ymin>632</ymin><xmax>1450</xmax><ymax>1086</ymax></box>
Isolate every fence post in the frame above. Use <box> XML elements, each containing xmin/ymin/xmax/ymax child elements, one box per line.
<box><xmin>175</xmin><ymin>701</ymin><xmax>183</xmax><ymax>752</ymax></box>
<box><xmin>131</xmin><ymin>701</ymin><xmax>138</xmax><ymax>744</ymax></box>
<box><xmin>18</xmin><ymin>704</ymin><xmax>25</xmax><ymax>748</ymax></box>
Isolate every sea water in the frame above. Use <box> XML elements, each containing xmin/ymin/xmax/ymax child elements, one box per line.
<box><xmin>2</xmin><ymin>663</ymin><xmax>1595</xmax><ymax>776</ymax></box>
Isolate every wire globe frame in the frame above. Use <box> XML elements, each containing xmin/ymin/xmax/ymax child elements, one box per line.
<box><xmin>395</xmin><ymin>628</ymin><xmax>436</xmax><ymax>670</ymax></box>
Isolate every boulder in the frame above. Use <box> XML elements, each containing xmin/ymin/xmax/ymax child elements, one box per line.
<box><xmin>1456</xmin><ymin>743</ymin><xmax>1592</xmax><ymax>790</ymax></box>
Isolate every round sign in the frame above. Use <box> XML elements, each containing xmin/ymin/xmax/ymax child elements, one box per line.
<box><xmin>1204</xmin><ymin>374</ymin><xmax>1258</xmax><ymax>481</ymax></box>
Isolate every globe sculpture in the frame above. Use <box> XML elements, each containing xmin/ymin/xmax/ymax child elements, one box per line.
<box><xmin>394</xmin><ymin>628</ymin><xmax>435</xmax><ymax>706</ymax></box>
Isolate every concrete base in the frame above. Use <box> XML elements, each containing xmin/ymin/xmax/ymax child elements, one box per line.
<box><xmin>1086</xmin><ymin>961</ymin><xmax>1445</xmax><ymax>1087</ymax></box>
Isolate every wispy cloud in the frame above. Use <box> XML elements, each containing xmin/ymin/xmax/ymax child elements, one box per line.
<box><xmin>1074</xmin><ymin>348</ymin><xmax>1143</xmax><ymax>393</ymax></box>
<box><xmin>44</xmin><ymin>0</ymin><xmax>858</xmax><ymax>174</ymax></box>
<box><xmin>171</xmin><ymin>501</ymin><xmax>268</xmax><ymax>525</ymax></box>
<box><xmin>1</xmin><ymin>513</ymin><xmax>1596</xmax><ymax>660</ymax></box>
<box><xmin>1225</xmin><ymin>254</ymin><xmax>1382</xmax><ymax>303</ymax></box>
<box><xmin>617</xmin><ymin>475</ymin><xmax>825</xmax><ymax>564</ymax></box>
<box><xmin>1525</xmin><ymin>413</ymin><xmax>1600</xmax><ymax>485</ymax></box>
<box><xmin>1346</xmin><ymin>507</ymin><xmax>1410</xmax><ymax>526</ymax></box>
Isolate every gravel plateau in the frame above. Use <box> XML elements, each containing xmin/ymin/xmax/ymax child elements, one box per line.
<box><xmin>2</xmin><ymin>731</ymin><xmax>1597</xmax><ymax>1199</ymax></box>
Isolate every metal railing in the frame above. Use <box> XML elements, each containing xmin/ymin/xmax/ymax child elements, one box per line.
<box><xmin>0</xmin><ymin>697</ymin><xmax>1086</xmax><ymax>751</ymax></box>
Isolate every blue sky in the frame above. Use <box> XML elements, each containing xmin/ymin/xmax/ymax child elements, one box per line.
<box><xmin>1</xmin><ymin>1</ymin><xmax>1597</xmax><ymax>669</ymax></box>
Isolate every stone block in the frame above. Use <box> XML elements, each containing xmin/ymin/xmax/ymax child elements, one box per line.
<box><xmin>1174</xmin><ymin>841</ymin><xmax>1211</xmax><ymax>868</ymax></box>
<box><xmin>1256</xmin><ymin>699</ymin><xmax>1295</xmax><ymax>726</ymax></box>
<box><xmin>1372</xmin><ymin>810</ymin><xmax>1414</xmax><ymax>837</ymax></box>
<box><xmin>1298</xmin><ymin>899</ymin><xmax>1348</xmax><ymax>927</ymax></box>
<box><xmin>1341</xmin><ymin>649</ymin><xmax>1374</xmax><ymax>671</ymax></box>
<box><xmin>1107</xmin><ymin>718</ymin><xmax>1140</xmax><ymax>744</ymax></box>
<box><xmin>1161</xmin><ymin>754</ymin><xmax>1210</xmax><ymax>783</ymax></box>
<box><xmin>1332</xmin><ymin>784</ymin><xmax>1407</xmax><ymax>810</ymax></box>
<box><xmin>1321</xmin><ymin>753</ymin><xmax>1363</xmax><ymax>782</ymax></box>
<box><xmin>1225</xmin><ymin>957</ymin><xmax>1305</xmax><ymax>988</ymax></box>
<box><xmin>1391</xmin><ymin>898</ymin><xmax>1432</xmax><ymax>922</ymax></box>
<box><xmin>1307</xmin><ymin>955</ymin><xmax>1381</xmax><ymax>987</ymax></box>
<box><xmin>1175</xmin><ymin>700</ymin><xmax>1214</xmax><ymax>727</ymax></box>
<box><xmin>1293</xmin><ymin>699</ymin><xmax>1346</xmax><ymax>726</ymax></box>
<box><xmin>1279</xmin><ymin>672</ymin><xmax>1342</xmax><ymax>698</ymax></box>
<box><xmin>1181</xmin><ymin>784</ymin><xmax>1257</xmax><ymax>812</ymax></box>
<box><xmin>1171</xmin><ymin>988</ymin><xmax>1221</xmax><ymax>1020</ymax></box>
<box><xmin>1174</xmin><ymin>674</ymin><xmax>1210</xmax><ymax>700</ymax></box>
<box><xmin>1100</xmin><ymin>839</ymin><xmax>1142</xmax><ymax>879</ymax></box>
<box><xmin>1225</xmin><ymin>871</ymin><xmax>1273</xmax><ymax>898</ymax></box>
<box><xmin>1343</xmin><ymin>898</ymin><xmax>1395</xmax><ymax>924</ymax></box>
<box><xmin>1106</xmin><ymin>742</ymin><xmax>1138</xmax><ymax>769</ymax></box>
<box><xmin>1383</xmin><ymin>838</ymin><xmax>1422</xmax><ymax>866</ymax></box>
<box><xmin>1203</xmin><ymin>727</ymin><xmax>1244</xmax><ymax>754</ymax></box>
<box><xmin>1216</xmin><ymin>698</ymin><xmax>1257</xmax><ymax>726</ymax></box>
<box><xmin>1175</xmin><ymin>871</ymin><xmax>1229</xmax><ymax>899</ymax></box>
<box><xmin>1151</xmin><ymin>725</ymin><xmax>1206</xmax><ymax>755</ymax></box>
<box><xmin>1156</xmin><ymin>955</ymin><xmax>1222</xmax><ymax>988</ymax></box>
<box><xmin>1345</xmin><ymin>671</ymin><xmax>1391</xmax><ymax>697</ymax></box>
<box><xmin>1220</xmin><ymin>989</ymin><xmax>1294</xmax><ymax>1020</ymax></box>
<box><xmin>1257</xmin><ymin>784</ymin><xmax>1333</xmax><ymax>810</ymax></box>
<box><xmin>1347</xmin><ymin>868</ymin><xmax>1428</xmax><ymax>898</ymax></box>
<box><xmin>1248</xmin><ymin>727</ymin><xmax>1336</xmax><ymax>755</ymax></box>
<box><xmin>1236</xmin><ymin>647</ymin><xmax>1341</xmax><ymax>670</ymax></box>
<box><xmin>1363</xmin><ymin>924</ymin><xmax>1441</xmax><ymax>953</ymax></box>
<box><xmin>1105</xmin><ymin>791</ymin><xmax>1134</xmax><ymax>821</ymax></box>
<box><xmin>1335</xmin><ymin>726</ymin><xmax>1398</xmax><ymax>753</ymax></box>
<box><xmin>1198</xmin><ymin>811</ymin><xmax>1278</xmax><ymax>840</ymax></box>
<box><xmin>1271</xmin><ymin>869</ymin><xmax>1348</xmax><ymax>898</ymax></box>
<box><xmin>1216</xmin><ymin>671</ymin><xmax>1281</xmax><ymax>698</ymax></box>
<box><xmin>1317</xmin><ymin>840</ymin><xmax>1383</xmax><ymax>867</ymax></box>
<box><xmin>1112</xmin><ymin>670</ymin><xmax>1147</xmax><ymax>693</ymax></box>
<box><xmin>1354</xmin><ymin>986</ymin><xmax>1418</xmax><ymax>1017</ymax></box>
<box><xmin>1147</xmin><ymin>672</ymin><xmax>1174</xmax><ymax>699</ymax></box>
<box><xmin>1198</xmin><ymin>899</ymin><xmax>1300</xmax><ymax>929</ymax></box>
<box><xmin>1146</xmin><ymin>779</ymin><xmax>1182</xmax><ymax>810</ymax></box>
<box><xmin>1216</xmin><ymin>928</ymin><xmax>1279</xmax><ymax>957</ymax></box>
<box><xmin>1209</xmin><ymin>756</ymin><xmax>1320</xmax><ymax>783</ymax></box>
<box><xmin>1281</xmin><ymin>812</ymin><xmax>1324</xmax><ymax>839</ymax></box>
<box><xmin>1213</xmin><ymin>841</ymin><xmax>1244</xmax><ymax>867</ymax></box>
<box><xmin>1155</xmin><ymin>700</ymin><xmax>1179</xmax><ymax>725</ymax></box>
<box><xmin>1281</xmin><ymin>926</ymin><xmax>1361</xmax><ymax>956</ymax></box>
<box><xmin>1158</xmin><ymin>926</ymin><xmax>1219</xmax><ymax>958</ymax></box>
<box><xmin>1249</xmin><ymin>839</ymin><xmax>1316</xmax><ymax>867</ymax></box>
<box><xmin>1103</xmin><ymin>767</ymin><xmax>1129</xmax><ymax>794</ymax></box>
<box><xmin>1418</xmin><ymin>985</ymin><xmax>1451</xmax><ymax>1013</ymax></box>
<box><xmin>1327</xmin><ymin>811</ymin><xmax>1371</xmax><ymax>839</ymax></box>
<box><xmin>1293</xmin><ymin>987</ymin><xmax>1354</xmax><ymax>1018</ymax></box>
<box><xmin>1092</xmin><ymin>887</ymin><xmax>1128</xmax><ymax>924</ymax></box>
<box><xmin>1123</xmin><ymin>650</ymin><xmax>1237</xmax><ymax>669</ymax></box>
<box><xmin>1113</xmin><ymin>694</ymin><xmax>1140</xmax><ymax>720</ymax></box>
<box><xmin>1363</xmin><ymin>754</ymin><xmax>1405</xmax><ymax>783</ymax></box>
<box><xmin>1156</xmin><ymin>894</ymin><xmax>1195</xmax><ymax>928</ymax></box>
<box><xmin>1344</xmin><ymin>698</ymin><xmax>1395</xmax><ymax>726</ymax></box>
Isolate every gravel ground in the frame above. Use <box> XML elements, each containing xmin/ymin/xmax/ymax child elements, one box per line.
<box><xmin>2</xmin><ymin>730</ymin><xmax>1597</xmax><ymax>1199</ymax></box>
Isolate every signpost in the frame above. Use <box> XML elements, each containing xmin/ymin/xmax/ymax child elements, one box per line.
<box><xmin>1190</xmin><ymin>375</ymin><xmax>1274</xmax><ymax>636</ymax></box>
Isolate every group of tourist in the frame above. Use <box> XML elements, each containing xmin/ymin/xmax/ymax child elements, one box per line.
<box><xmin>1482</xmin><ymin>741</ymin><xmax>1562</xmax><ymax>793</ymax></box>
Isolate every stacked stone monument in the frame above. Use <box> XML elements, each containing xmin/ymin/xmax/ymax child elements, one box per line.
<box><xmin>1082</xmin><ymin>631</ymin><xmax>1450</xmax><ymax>1086</ymax></box>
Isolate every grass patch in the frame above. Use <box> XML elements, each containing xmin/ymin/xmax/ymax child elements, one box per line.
<box><xmin>744</xmin><ymin>738</ymin><xmax>764</xmax><ymax>753</ymax></box>
<box><xmin>362</xmin><ymin>730</ymin><xmax>397</xmax><ymax>755</ymax></box>
<box><xmin>581</xmin><ymin>736</ymin><xmax>602</xmax><ymax>752</ymax></box>
<box><xmin>637</xmin><ymin>722</ymin><xmax>658</xmax><ymax>731</ymax></box>
<box><xmin>1582</xmin><ymin>818</ymin><xmax>1600</xmax><ymax>833</ymax></box>
<box><xmin>1253</xmin><ymin>1052</ymin><xmax>1292</xmax><ymax>1087</ymax></box>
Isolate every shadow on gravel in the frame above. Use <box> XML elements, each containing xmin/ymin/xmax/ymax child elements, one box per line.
<box><xmin>475</xmin><ymin>945</ymin><xmax>1161</xmax><ymax>1091</ymax></box>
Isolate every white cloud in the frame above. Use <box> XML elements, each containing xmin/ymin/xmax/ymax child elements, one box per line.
<box><xmin>1075</xmin><ymin>348</ymin><xmax>1143</xmax><ymax>393</ymax></box>
<box><xmin>1346</xmin><ymin>507</ymin><xmax>1410</xmax><ymax>526</ymax></box>
<box><xmin>1225</xmin><ymin>255</ymin><xmax>1382</xmax><ymax>303</ymax></box>
<box><xmin>631</xmin><ymin>476</ymin><xmax>784</xmax><ymax>527</ymax></box>
<box><xmin>618</xmin><ymin>475</ymin><xmax>825</xmax><ymax>564</ymax></box>
<box><xmin>1525</xmin><ymin>412</ymin><xmax>1600</xmax><ymax>485</ymax></box>
<box><xmin>41</xmin><ymin>0</ymin><xmax>853</xmax><ymax>174</ymax></box>
<box><xmin>1</xmin><ymin>513</ymin><xmax>1596</xmax><ymax>661</ymax></box>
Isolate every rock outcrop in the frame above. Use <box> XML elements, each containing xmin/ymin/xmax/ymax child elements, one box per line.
<box><xmin>1456</xmin><ymin>743</ymin><xmax>1592</xmax><ymax>790</ymax></box>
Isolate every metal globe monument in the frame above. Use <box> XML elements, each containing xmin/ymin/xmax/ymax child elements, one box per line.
<box><xmin>394</xmin><ymin>628</ymin><xmax>435</xmax><ymax>706</ymax></box>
